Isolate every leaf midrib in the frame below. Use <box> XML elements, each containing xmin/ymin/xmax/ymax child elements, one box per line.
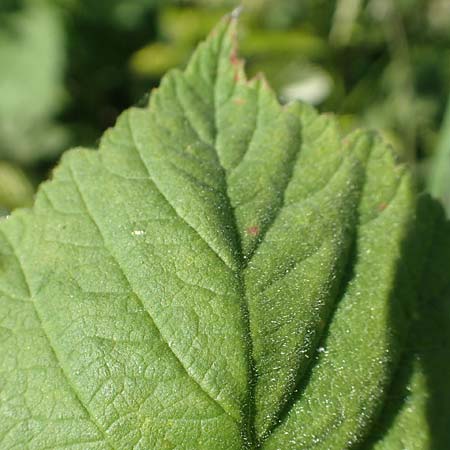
<box><xmin>206</xmin><ymin>26</ymin><xmax>306</xmax><ymax>448</ymax></box>
<box><xmin>209</xmin><ymin>28</ymin><xmax>258</xmax><ymax>450</ymax></box>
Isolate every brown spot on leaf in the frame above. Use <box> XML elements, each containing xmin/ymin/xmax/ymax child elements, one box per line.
<box><xmin>246</xmin><ymin>226</ymin><xmax>260</xmax><ymax>237</ymax></box>
<box><xmin>378</xmin><ymin>202</ymin><xmax>388</xmax><ymax>212</ymax></box>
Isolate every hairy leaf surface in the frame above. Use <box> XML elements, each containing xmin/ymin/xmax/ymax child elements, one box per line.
<box><xmin>0</xmin><ymin>14</ymin><xmax>447</xmax><ymax>450</ymax></box>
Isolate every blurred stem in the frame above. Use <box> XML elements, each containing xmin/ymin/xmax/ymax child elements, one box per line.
<box><xmin>378</xmin><ymin>0</ymin><xmax>417</xmax><ymax>163</ymax></box>
<box><xmin>336</xmin><ymin>54</ymin><xmax>386</xmax><ymax>113</ymax></box>
<box><xmin>429</xmin><ymin>96</ymin><xmax>450</xmax><ymax>204</ymax></box>
<box><xmin>329</xmin><ymin>0</ymin><xmax>362</xmax><ymax>46</ymax></box>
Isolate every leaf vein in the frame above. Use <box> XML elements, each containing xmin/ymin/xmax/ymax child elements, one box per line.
<box><xmin>0</xmin><ymin>228</ymin><xmax>116</xmax><ymax>450</ymax></box>
<box><xmin>67</xmin><ymin>161</ymin><xmax>238</xmax><ymax>424</ymax></box>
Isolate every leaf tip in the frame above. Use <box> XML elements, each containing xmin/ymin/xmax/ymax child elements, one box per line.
<box><xmin>230</xmin><ymin>5</ymin><xmax>244</xmax><ymax>20</ymax></box>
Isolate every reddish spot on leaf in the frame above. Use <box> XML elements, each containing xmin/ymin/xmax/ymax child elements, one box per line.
<box><xmin>246</xmin><ymin>226</ymin><xmax>260</xmax><ymax>237</ymax></box>
<box><xmin>230</xmin><ymin>50</ymin><xmax>240</xmax><ymax>66</ymax></box>
<box><xmin>378</xmin><ymin>202</ymin><xmax>388</xmax><ymax>212</ymax></box>
<box><xmin>233</xmin><ymin>97</ymin><xmax>246</xmax><ymax>105</ymax></box>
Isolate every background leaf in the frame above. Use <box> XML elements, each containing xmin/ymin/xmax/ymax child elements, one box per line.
<box><xmin>0</xmin><ymin>161</ymin><xmax>34</xmax><ymax>212</ymax></box>
<box><xmin>0</xmin><ymin>0</ymin><xmax>67</xmax><ymax>165</ymax></box>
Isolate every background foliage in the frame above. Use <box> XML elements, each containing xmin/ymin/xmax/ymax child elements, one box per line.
<box><xmin>1</xmin><ymin>0</ymin><xmax>450</xmax><ymax>215</ymax></box>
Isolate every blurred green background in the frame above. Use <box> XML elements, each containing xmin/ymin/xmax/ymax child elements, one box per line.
<box><xmin>1</xmin><ymin>0</ymin><xmax>450</xmax><ymax>217</ymax></box>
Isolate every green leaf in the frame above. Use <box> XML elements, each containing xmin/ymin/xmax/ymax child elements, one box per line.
<box><xmin>0</xmin><ymin>13</ymin><xmax>443</xmax><ymax>449</ymax></box>
<box><xmin>0</xmin><ymin>0</ymin><xmax>67</xmax><ymax>165</ymax></box>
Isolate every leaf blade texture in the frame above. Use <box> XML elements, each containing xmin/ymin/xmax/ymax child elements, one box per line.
<box><xmin>0</xmin><ymin>14</ymin><xmax>447</xmax><ymax>450</ymax></box>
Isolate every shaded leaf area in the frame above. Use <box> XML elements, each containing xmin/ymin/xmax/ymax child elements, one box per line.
<box><xmin>361</xmin><ymin>197</ymin><xmax>450</xmax><ymax>450</ymax></box>
<box><xmin>0</xmin><ymin>15</ymin><xmax>445</xmax><ymax>450</ymax></box>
